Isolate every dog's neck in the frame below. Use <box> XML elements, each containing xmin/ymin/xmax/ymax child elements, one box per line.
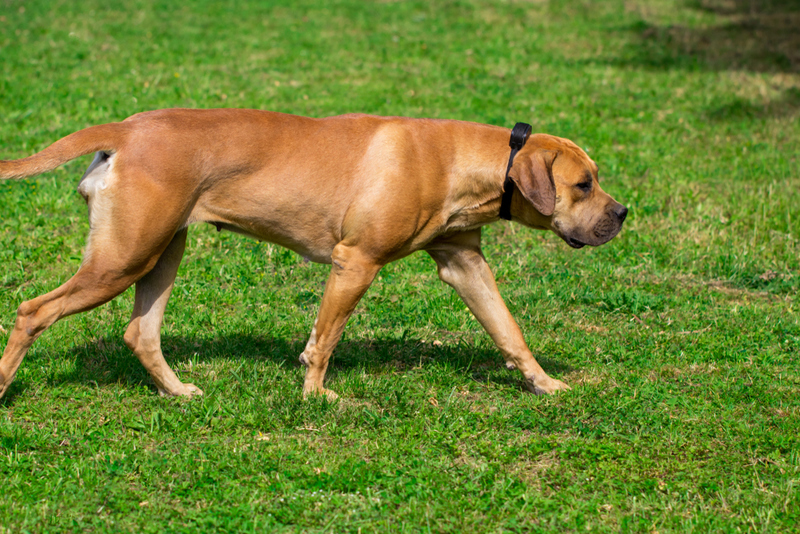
<box><xmin>442</xmin><ymin>125</ymin><xmax>515</xmax><ymax>229</ymax></box>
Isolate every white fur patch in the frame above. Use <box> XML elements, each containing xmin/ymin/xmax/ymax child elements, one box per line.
<box><xmin>77</xmin><ymin>152</ymin><xmax>117</xmax><ymax>263</ymax></box>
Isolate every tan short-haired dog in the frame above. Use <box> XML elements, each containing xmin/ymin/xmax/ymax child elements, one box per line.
<box><xmin>0</xmin><ymin>109</ymin><xmax>627</xmax><ymax>400</ymax></box>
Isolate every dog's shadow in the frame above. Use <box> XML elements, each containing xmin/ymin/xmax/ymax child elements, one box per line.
<box><xmin>2</xmin><ymin>333</ymin><xmax>575</xmax><ymax>403</ymax></box>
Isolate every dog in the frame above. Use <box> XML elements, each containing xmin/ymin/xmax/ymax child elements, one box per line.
<box><xmin>0</xmin><ymin>109</ymin><xmax>627</xmax><ymax>400</ymax></box>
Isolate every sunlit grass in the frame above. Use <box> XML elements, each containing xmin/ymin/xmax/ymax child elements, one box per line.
<box><xmin>1</xmin><ymin>0</ymin><xmax>799</xmax><ymax>532</ymax></box>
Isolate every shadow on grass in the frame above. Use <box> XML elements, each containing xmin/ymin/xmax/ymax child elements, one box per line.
<box><xmin>0</xmin><ymin>333</ymin><xmax>575</xmax><ymax>403</ymax></box>
<box><xmin>612</xmin><ymin>0</ymin><xmax>800</xmax><ymax>74</ymax></box>
<box><xmin>703</xmin><ymin>87</ymin><xmax>800</xmax><ymax>121</ymax></box>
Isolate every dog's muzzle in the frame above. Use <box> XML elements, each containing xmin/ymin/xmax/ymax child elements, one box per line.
<box><xmin>564</xmin><ymin>203</ymin><xmax>628</xmax><ymax>248</ymax></box>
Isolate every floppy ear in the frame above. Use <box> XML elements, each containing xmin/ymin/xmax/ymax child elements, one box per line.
<box><xmin>510</xmin><ymin>150</ymin><xmax>557</xmax><ymax>216</ymax></box>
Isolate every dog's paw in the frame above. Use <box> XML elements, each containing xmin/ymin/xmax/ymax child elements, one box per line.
<box><xmin>158</xmin><ymin>382</ymin><xmax>204</xmax><ymax>398</ymax></box>
<box><xmin>525</xmin><ymin>376</ymin><xmax>571</xmax><ymax>395</ymax></box>
<box><xmin>182</xmin><ymin>383</ymin><xmax>204</xmax><ymax>397</ymax></box>
<box><xmin>303</xmin><ymin>387</ymin><xmax>339</xmax><ymax>402</ymax></box>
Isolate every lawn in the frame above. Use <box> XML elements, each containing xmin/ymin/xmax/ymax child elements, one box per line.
<box><xmin>1</xmin><ymin>0</ymin><xmax>799</xmax><ymax>532</ymax></box>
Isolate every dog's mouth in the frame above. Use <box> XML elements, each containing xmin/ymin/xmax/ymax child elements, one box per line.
<box><xmin>565</xmin><ymin>236</ymin><xmax>586</xmax><ymax>249</ymax></box>
<box><xmin>558</xmin><ymin>213</ymin><xmax>625</xmax><ymax>249</ymax></box>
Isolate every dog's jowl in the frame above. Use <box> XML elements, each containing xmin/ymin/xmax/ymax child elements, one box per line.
<box><xmin>0</xmin><ymin>109</ymin><xmax>626</xmax><ymax>400</ymax></box>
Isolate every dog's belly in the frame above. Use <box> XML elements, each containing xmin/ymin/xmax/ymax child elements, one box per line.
<box><xmin>215</xmin><ymin>220</ymin><xmax>337</xmax><ymax>264</ymax></box>
<box><xmin>222</xmin><ymin>225</ymin><xmax>336</xmax><ymax>263</ymax></box>
<box><xmin>190</xmin><ymin>184</ymin><xmax>343</xmax><ymax>264</ymax></box>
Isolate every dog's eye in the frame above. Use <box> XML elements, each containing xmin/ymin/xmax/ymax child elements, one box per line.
<box><xmin>576</xmin><ymin>181</ymin><xmax>592</xmax><ymax>192</ymax></box>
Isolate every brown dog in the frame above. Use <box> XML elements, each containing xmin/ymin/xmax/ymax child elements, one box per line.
<box><xmin>0</xmin><ymin>109</ymin><xmax>626</xmax><ymax>400</ymax></box>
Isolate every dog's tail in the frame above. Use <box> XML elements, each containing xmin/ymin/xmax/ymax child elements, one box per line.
<box><xmin>0</xmin><ymin>122</ymin><xmax>130</xmax><ymax>180</ymax></box>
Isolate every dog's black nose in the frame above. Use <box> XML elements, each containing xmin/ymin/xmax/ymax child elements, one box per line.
<box><xmin>614</xmin><ymin>205</ymin><xmax>628</xmax><ymax>223</ymax></box>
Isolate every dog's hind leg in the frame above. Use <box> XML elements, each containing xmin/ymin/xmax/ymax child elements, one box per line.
<box><xmin>0</xmin><ymin>240</ymin><xmax>169</xmax><ymax>399</ymax></box>
<box><xmin>0</xmin><ymin>159</ymin><xmax>196</xmax><ymax>399</ymax></box>
<box><xmin>123</xmin><ymin>228</ymin><xmax>200</xmax><ymax>397</ymax></box>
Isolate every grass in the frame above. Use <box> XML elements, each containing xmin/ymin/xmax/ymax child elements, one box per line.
<box><xmin>1</xmin><ymin>0</ymin><xmax>799</xmax><ymax>531</ymax></box>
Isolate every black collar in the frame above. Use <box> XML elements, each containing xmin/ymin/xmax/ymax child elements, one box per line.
<box><xmin>498</xmin><ymin>122</ymin><xmax>532</xmax><ymax>221</ymax></box>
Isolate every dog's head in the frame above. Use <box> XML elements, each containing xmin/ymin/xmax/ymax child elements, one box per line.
<box><xmin>508</xmin><ymin>134</ymin><xmax>627</xmax><ymax>248</ymax></box>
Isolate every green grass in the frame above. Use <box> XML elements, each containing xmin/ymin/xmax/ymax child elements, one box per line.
<box><xmin>1</xmin><ymin>0</ymin><xmax>799</xmax><ymax>531</ymax></box>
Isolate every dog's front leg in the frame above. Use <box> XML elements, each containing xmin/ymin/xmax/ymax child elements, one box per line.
<box><xmin>300</xmin><ymin>244</ymin><xmax>382</xmax><ymax>400</ymax></box>
<box><xmin>426</xmin><ymin>230</ymin><xmax>570</xmax><ymax>395</ymax></box>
